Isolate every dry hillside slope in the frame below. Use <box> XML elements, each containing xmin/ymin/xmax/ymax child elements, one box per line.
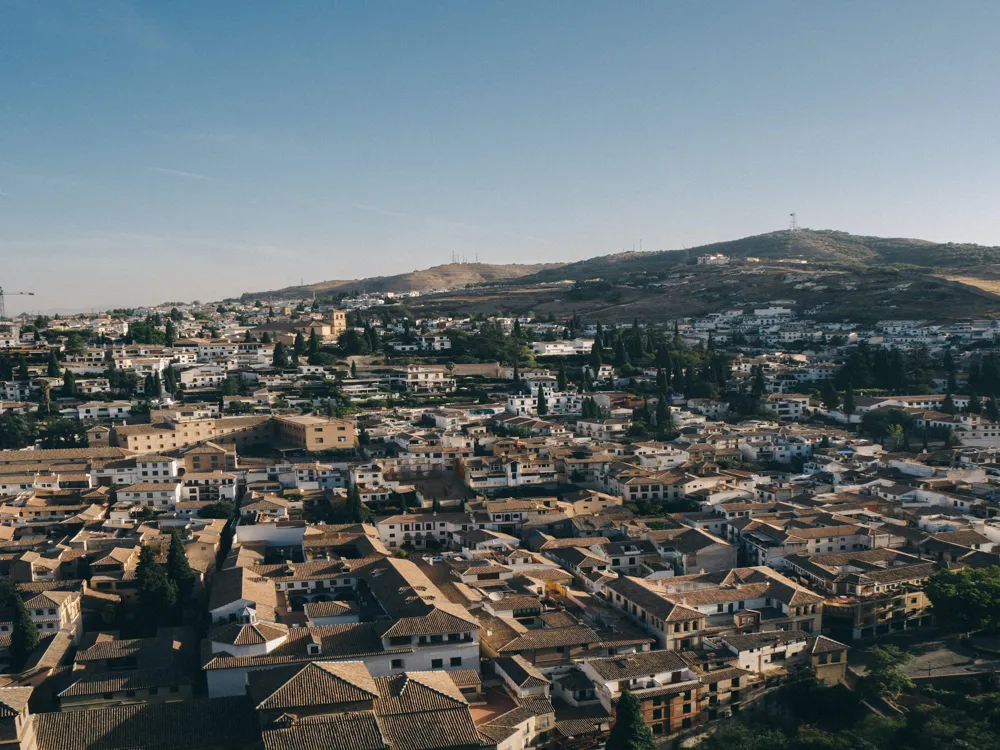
<box><xmin>244</xmin><ymin>262</ymin><xmax>561</xmax><ymax>299</ymax></box>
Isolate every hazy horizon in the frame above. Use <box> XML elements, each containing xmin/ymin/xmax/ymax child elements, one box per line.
<box><xmin>5</xmin><ymin>1</ymin><xmax>1000</xmax><ymax>315</ymax></box>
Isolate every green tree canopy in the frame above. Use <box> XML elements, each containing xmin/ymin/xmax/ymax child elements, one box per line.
<box><xmin>858</xmin><ymin>644</ymin><xmax>913</xmax><ymax>701</ymax></box>
<box><xmin>135</xmin><ymin>544</ymin><xmax>178</xmax><ymax>631</ymax></box>
<box><xmin>924</xmin><ymin>566</ymin><xmax>1000</xmax><ymax>635</ymax></box>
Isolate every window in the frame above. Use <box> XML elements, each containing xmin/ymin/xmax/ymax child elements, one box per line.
<box><xmin>169</xmin><ymin>686</ymin><xmax>180</xmax><ymax>693</ymax></box>
<box><xmin>652</xmin><ymin>708</ymin><xmax>662</xmax><ymax>720</ymax></box>
<box><xmin>391</xmin><ymin>659</ymin><xmax>405</xmax><ymax>669</ymax></box>
<box><xmin>450</xmin><ymin>657</ymin><xmax>462</xmax><ymax>666</ymax></box>
<box><xmin>431</xmin><ymin>659</ymin><xmax>443</xmax><ymax>668</ymax></box>
<box><xmin>103</xmin><ymin>693</ymin><xmax>114</xmax><ymax>700</ymax></box>
<box><xmin>149</xmin><ymin>688</ymin><xmax>158</xmax><ymax>696</ymax></box>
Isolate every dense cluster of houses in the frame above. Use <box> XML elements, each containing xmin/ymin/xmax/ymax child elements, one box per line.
<box><xmin>0</xmin><ymin>301</ymin><xmax>998</xmax><ymax>750</ymax></box>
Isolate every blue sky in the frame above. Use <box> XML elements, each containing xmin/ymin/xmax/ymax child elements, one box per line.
<box><xmin>3</xmin><ymin>1</ymin><xmax>1000</xmax><ymax>313</ymax></box>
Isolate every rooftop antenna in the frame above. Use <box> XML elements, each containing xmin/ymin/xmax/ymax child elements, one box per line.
<box><xmin>789</xmin><ymin>213</ymin><xmax>799</xmax><ymax>232</ymax></box>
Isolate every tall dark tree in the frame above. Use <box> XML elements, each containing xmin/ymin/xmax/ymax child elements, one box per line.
<box><xmin>272</xmin><ymin>341</ymin><xmax>289</xmax><ymax>369</ymax></box>
<box><xmin>344</xmin><ymin>482</ymin><xmax>370</xmax><ymax>523</ymax></box>
<box><xmin>308</xmin><ymin>329</ymin><xmax>320</xmax><ymax>363</ymax></box>
<box><xmin>135</xmin><ymin>544</ymin><xmax>178</xmax><ymax>631</ymax></box>
<box><xmin>46</xmin><ymin>351</ymin><xmax>61</xmax><ymax>378</ymax></box>
<box><xmin>164</xmin><ymin>320</ymin><xmax>177</xmax><ymax>347</ymax></box>
<box><xmin>606</xmin><ymin>691</ymin><xmax>657</xmax><ymax>750</ymax></box>
<box><xmin>148</xmin><ymin>372</ymin><xmax>163</xmax><ymax>399</ymax></box>
<box><xmin>942</xmin><ymin>392</ymin><xmax>957</xmax><ymax>415</ymax></box>
<box><xmin>556</xmin><ymin>362</ymin><xmax>567</xmax><ymax>392</ymax></box>
<box><xmin>0</xmin><ymin>581</ymin><xmax>38</xmax><ymax>670</ymax></box>
<box><xmin>655</xmin><ymin>395</ymin><xmax>672</xmax><ymax>430</ymax></box>
<box><xmin>536</xmin><ymin>388</ymin><xmax>548</xmax><ymax>416</ymax></box>
<box><xmin>968</xmin><ymin>392</ymin><xmax>983</xmax><ymax>415</ymax></box>
<box><xmin>293</xmin><ymin>331</ymin><xmax>306</xmax><ymax>356</ymax></box>
<box><xmin>820</xmin><ymin>381</ymin><xmax>840</xmax><ymax>410</ymax></box>
<box><xmin>17</xmin><ymin>358</ymin><xmax>29</xmax><ymax>381</ymax></box>
<box><xmin>751</xmin><ymin>365</ymin><xmax>766</xmax><ymax>398</ymax></box>
<box><xmin>613</xmin><ymin>337</ymin><xmax>629</xmax><ymax>368</ymax></box>
<box><xmin>590</xmin><ymin>339</ymin><xmax>603</xmax><ymax>371</ymax></box>
<box><xmin>843</xmin><ymin>383</ymin><xmax>856</xmax><ymax>417</ymax></box>
<box><xmin>987</xmin><ymin>394</ymin><xmax>1000</xmax><ymax>422</ymax></box>
<box><xmin>62</xmin><ymin>369</ymin><xmax>77</xmax><ymax>396</ymax></box>
<box><xmin>167</xmin><ymin>531</ymin><xmax>196</xmax><ymax>600</ymax></box>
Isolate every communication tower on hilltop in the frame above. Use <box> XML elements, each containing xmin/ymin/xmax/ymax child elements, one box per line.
<box><xmin>789</xmin><ymin>213</ymin><xmax>799</xmax><ymax>232</ymax></box>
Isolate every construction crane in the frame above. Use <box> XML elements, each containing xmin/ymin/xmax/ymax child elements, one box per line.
<box><xmin>0</xmin><ymin>288</ymin><xmax>35</xmax><ymax>322</ymax></box>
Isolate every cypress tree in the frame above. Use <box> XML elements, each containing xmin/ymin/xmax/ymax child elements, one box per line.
<box><xmin>0</xmin><ymin>581</ymin><xmax>38</xmax><ymax>670</ymax></box>
<box><xmin>308</xmin><ymin>330</ymin><xmax>320</xmax><ymax>362</ymax></box>
<box><xmin>293</xmin><ymin>331</ymin><xmax>305</xmax><ymax>356</ymax></box>
<box><xmin>655</xmin><ymin>368</ymin><xmax>667</xmax><ymax>393</ymax></box>
<box><xmin>46</xmin><ymin>351</ymin><xmax>61</xmax><ymax>378</ymax></box>
<box><xmin>968</xmin><ymin>392</ymin><xmax>983</xmax><ymax>415</ymax></box>
<box><xmin>537</xmin><ymin>388</ymin><xmax>548</xmax><ymax>416</ymax></box>
<box><xmin>943</xmin><ymin>392</ymin><xmax>957</xmax><ymax>415</ymax></box>
<box><xmin>590</xmin><ymin>340</ymin><xmax>603</xmax><ymax>371</ymax></box>
<box><xmin>272</xmin><ymin>341</ymin><xmax>288</xmax><ymax>369</ymax></box>
<box><xmin>843</xmin><ymin>383</ymin><xmax>856</xmax><ymax>416</ymax></box>
<box><xmin>167</xmin><ymin>531</ymin><xmax>196</xmax><ymax>600</ymax></box>
<box><xmin>62</xmin><ymin>369</ymin><xmax>76</xmax><ymax>396</ymax></box>
<box><xmin>607</xmin><ymin>691</ymin><xmax>657</xmax><ymax>750</ymax></box>
<box><xmin>135</xmin><ymin>544</ymin><xmax>177</xmax><ymax>631</ymax></box>
<box><xmin>986</xmin><ymin>394</ymin><xmax>1000</xmax><ymax>422</ymax></box>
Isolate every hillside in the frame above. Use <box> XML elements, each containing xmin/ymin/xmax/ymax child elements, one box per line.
<box><xmin>518</xmin><ymin>229</ymin><xmax>1000</xmax><ymax>285</ymax></box>
<box><xmin>400</xmin><ymin>264</ymin><xmax>1000</xmax><ymax>324</ymax></box>
<box><xmin>243</xmin><ymin>262</ymin><xmax>561</xmax><ymax>299</ymax></box>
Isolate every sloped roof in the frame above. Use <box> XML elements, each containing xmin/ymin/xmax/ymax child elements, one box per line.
<box><xmin>34</xmin><ymin>696</ymin><xmax>257</xmax><ymax>750</ymax></box>
<box><xmin>249</xmin><ymin>661</ymin><xmax>379</xmax><ymax>711</ymax></box>
<box><xmin>0</xmin><ymin>687</ymin><xmax>32</xmax><ymax>717</ymax></box>
<box><xmin>262</xmin><ymin>711</ymin><xmax>387</xmax><ymax>750</ymax></box>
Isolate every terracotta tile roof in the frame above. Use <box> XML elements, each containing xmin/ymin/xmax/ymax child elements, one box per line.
<box><xmin>498</xmin><ymin>625</ymin><xmax>600</xmax><ymax>653</ymax></box>
<box><xmin>495</xmin><ymin>655</ymin><xmax>550</xmax><ymax>689</ymax></box>
<box><xmin>59</xmin><ymin>667</ymin><xmax>190</xmax><ymax>697</ymax></box>
<box><xmin>0</xmin><ymin>448</ymin><xmax>130</xmax><ymax>463</ymax></box>
<box><xmin>203</xmin><ymin>623</ymin><xmax>392</xmax><ymax>671</ymax></box>
<box><xmin>446</xmin><ymin>670</ymin><xmax>481</xmax><ymax>689</ymax></box>
<box><xmin>208</xmin><ymin>621</ymin><xmax>289</xmax><ymax>647</ymax></box>
<box><xmin>810</xmin><ymin>635</ymin><xmax>849</xmax><ymax>654</ymax></box>
<box><xmin>208</xmin><ymin>565</ymin><xmax>278</xmax><ymax>613</ymax></box>
<box><xmin>262</xmin><ymin>710</ymin><xmax>387</xmax><ymax>750</ymax></box>
<box><xmin>34</xmin><ymin>696</ymin><xmax>258</xmax><ymax>750</ymax></box>
<box><xmin>304</xmin><ymin>600</ymin><xmax>357</xmax><ymax>619</ymax></box>
<box><xmin>0</xmin><ymin>686</ymin><xmax>32</xmax><ymax>717</ymax></box>
<box><xmin>248</xmin><ymin>660</ymin><xmax>379</xmax><ymax>710</ymax></box>
<box><xmin>379</xmin><ymin>607</ymin><xmax>479</xmax><ymax>639</ymax></box>
<box><xmin>586</xmin><ymin>650</ymin><xmax>688</xmax><ymax>681</ymax></box>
